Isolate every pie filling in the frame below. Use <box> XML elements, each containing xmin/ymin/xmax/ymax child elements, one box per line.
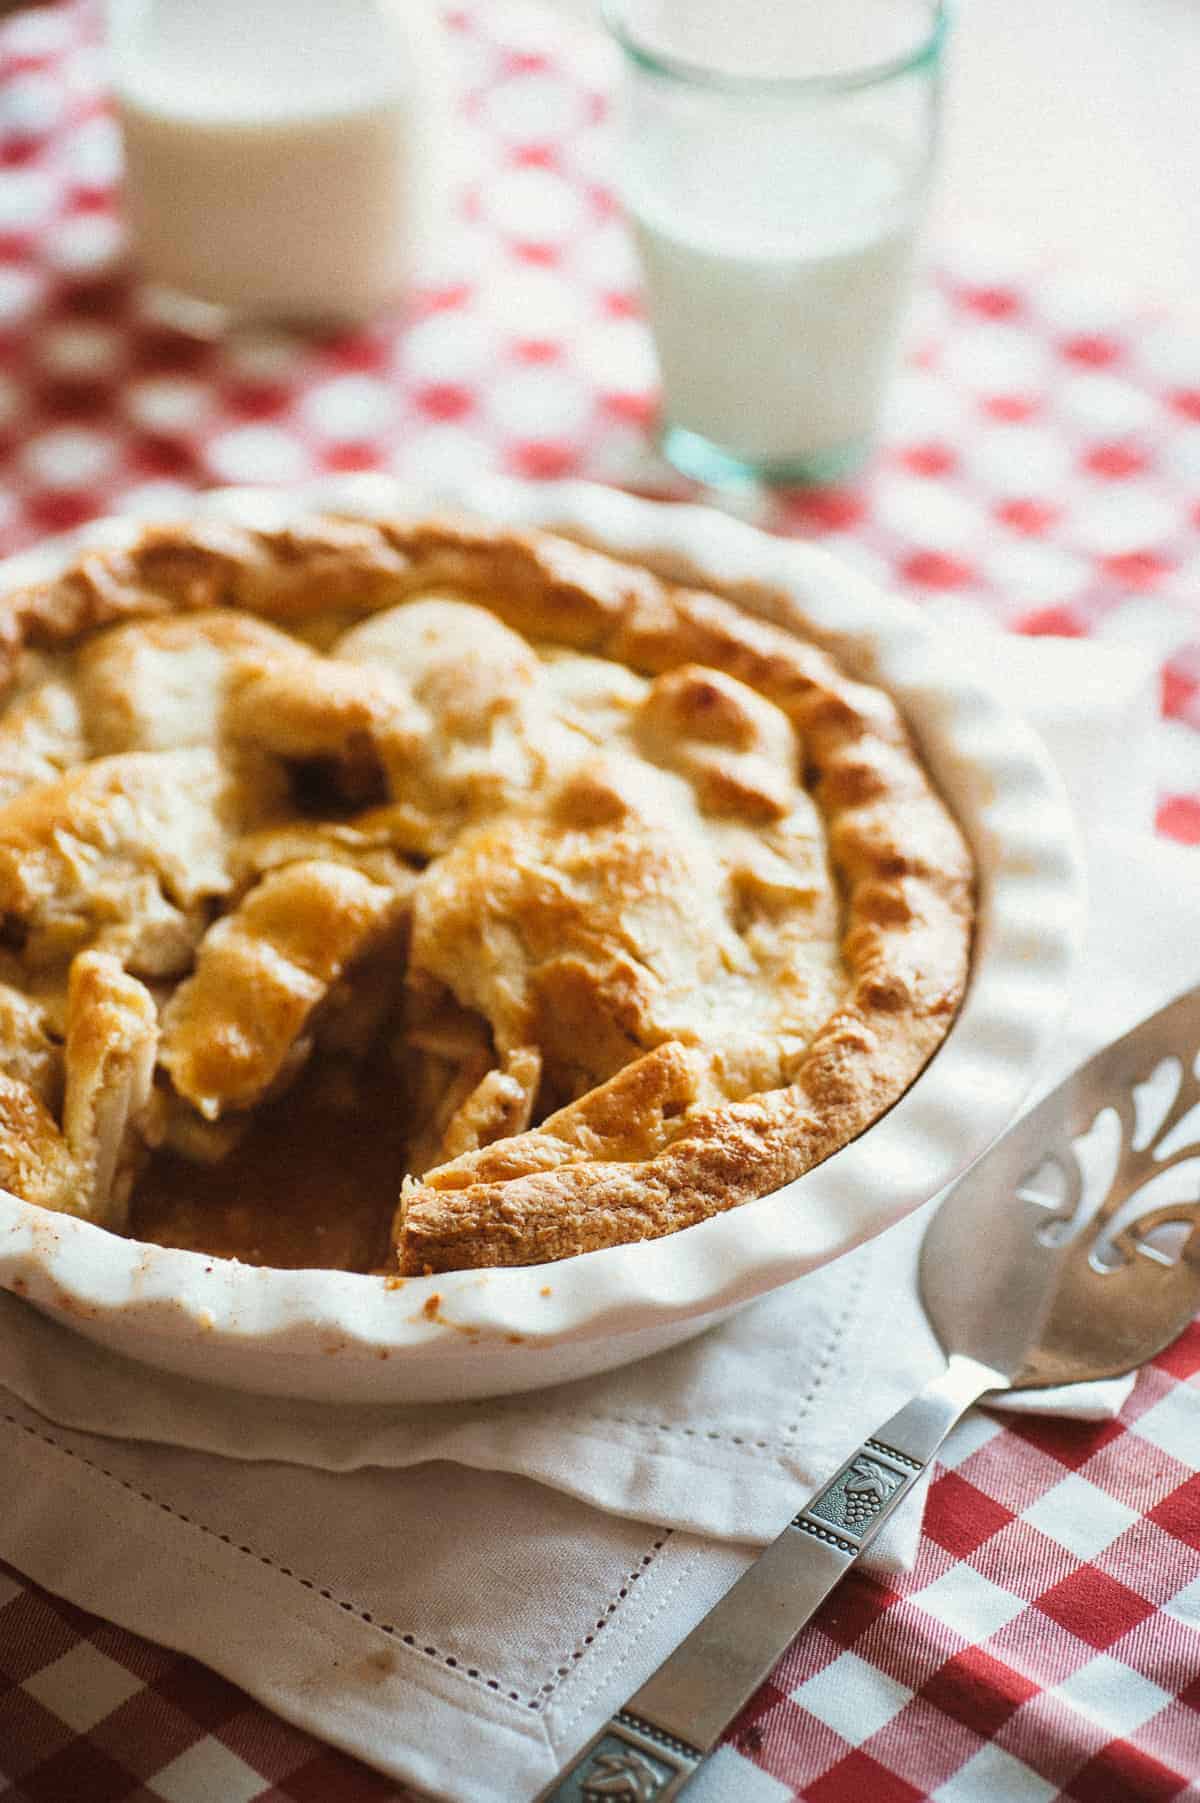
<box><xmin>0</xmin><ymin>519</ymin><xmax>973</xmax><ymax>1274</ymax></box>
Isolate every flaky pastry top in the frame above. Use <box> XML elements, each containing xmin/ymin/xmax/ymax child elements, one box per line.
<box><xmin>0</xmin><ymin>516</ymin><xmax>973</xmax><ymax>1271</ymax></box>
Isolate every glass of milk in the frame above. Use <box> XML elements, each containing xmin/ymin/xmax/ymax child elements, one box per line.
<box><xmin>108</xmin><ymin>0</ymin><xmax>447</xmax><ymax>324</ymax></box>
<box><xmin>605</xmin><ymin>0</ymin><xmax>948</xmax><ymax>485</ymax></box>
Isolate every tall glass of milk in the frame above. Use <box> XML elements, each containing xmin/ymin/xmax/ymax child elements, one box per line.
<box><xmin>604</xmin><ymin>0</ymin><xmax>948</xmax><ymax>484</ymax></box>
<box><xmin>108</xmin><ymin>0</ymin><xmax>447</xmax><ymax>323</ymax></box>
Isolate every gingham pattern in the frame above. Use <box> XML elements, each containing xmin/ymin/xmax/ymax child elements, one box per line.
<box><xmin>736</xmin><ymin>1322</ymin><xmax>1200</xmax><ymax>1803</ymax></box>
<box><xmin>0</xmin><ymin>2</ymin><xmax>1197</xmax><ymax>1799</ymax></box>
<box><xmin>0</xmin><ymin>0</ymin><xmax>1198</xmax><ymax>838</ymax></box>
<box><xmin>0</xmin><ymin>1559</ymin><xmax>410</xmax><ymax>1800</ymax></box>
<box><xmin>4</xmin><ymin>1327</ymin><xmax>1199</xmax><ymax>1802</ymax></box>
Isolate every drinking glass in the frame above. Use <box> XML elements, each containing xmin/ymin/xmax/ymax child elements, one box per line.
<box><xmin>604</xmin><ymin>0</ymin><xmax>948</xmax><ymax>485</ymax></box>
<box><xmin>108</xmin><ymin>0</ymin><xmax>447</xmax><ymax>324</ymax></box>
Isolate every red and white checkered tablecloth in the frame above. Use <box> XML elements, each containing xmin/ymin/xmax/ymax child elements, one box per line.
<box><xmin>0</xmin><ymin>2</ymin><xmax>1198</xmax><ymax>1800</ymax></box>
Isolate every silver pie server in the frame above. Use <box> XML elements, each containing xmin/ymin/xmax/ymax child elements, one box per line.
<box><xmin>540</xmin><ymin>982</ymin><xmax>1200</xmax><ymax>1803</ymax></box>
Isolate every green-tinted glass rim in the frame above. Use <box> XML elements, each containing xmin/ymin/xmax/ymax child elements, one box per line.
<box><xmin>601</xmin><ymin>1</ymin><xmax>949</xmax><ymax>96</ymax></box>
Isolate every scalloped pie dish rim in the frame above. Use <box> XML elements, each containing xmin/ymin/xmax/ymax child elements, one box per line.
<box><xmin>0</xmin><ymin>477</ymin><xmax>1083</xmax><ymax>1402</ymax></box>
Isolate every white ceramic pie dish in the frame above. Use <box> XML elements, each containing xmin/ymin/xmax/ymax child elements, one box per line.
<box><xmin>0</xmin><ymin>477</ymin><xmax>1083</xmax><ymax>1401</ymax></box>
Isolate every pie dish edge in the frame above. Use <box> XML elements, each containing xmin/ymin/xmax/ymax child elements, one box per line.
<box><xmin>0</xmin><ymin>477</ymin><xmax>1084</xmax><ymax>1402</ymax></box>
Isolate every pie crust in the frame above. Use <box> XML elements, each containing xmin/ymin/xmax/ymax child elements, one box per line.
<box><xmin>0</xmin><ymin>514</ymin><xmax>973</xmax><ymax>1274</ymax></box>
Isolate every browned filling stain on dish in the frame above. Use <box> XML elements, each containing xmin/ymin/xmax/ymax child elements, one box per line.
<box><xmin>130</xmin><ymin>1053</ymin><xmax>406</xmax><ymax>1272</ymax></box>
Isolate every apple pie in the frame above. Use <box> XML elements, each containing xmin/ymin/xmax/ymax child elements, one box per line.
<box><xmin>0</xmin><ymin>516</ymin><xmax>973</xmax><ymax>1274</ymax></box>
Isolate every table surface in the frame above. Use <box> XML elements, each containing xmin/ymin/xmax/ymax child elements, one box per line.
<box><xmin>0</xmin><ymin>3</ymin><xmax>1198</xmax><ymax>1800</ymax></box>
<box><xmin>920</xmin><ymin>0</ymin><xmax>1199</xmax><ymax>316</ymax></box>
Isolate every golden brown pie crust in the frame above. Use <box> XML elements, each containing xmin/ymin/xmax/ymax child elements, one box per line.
<box><xmin>0</xmin><ymin>516</ymin><xmax>973</xmax><ymax>1273</ymax></box>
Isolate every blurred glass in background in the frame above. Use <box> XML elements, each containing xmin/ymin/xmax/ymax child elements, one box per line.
<box><xmin>108</xmin><ymin>0</ymin><xmax>448</xmax><ymax>324</ymax></box>
<box><xmin>604</xmin><ymin>0</ymin><xmax>946</xmax><ymax>485</ymax></box>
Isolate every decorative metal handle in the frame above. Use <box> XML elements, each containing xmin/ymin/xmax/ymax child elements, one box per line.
<box><xmin>538</xmin><ymin>1354</ymin><xmax>1001</xmax><ymax>1802</ymax></box>
<box><xmin>536</xmin><ymin>1711</ymin><xmax>702</xmax><ymax>1803</ymax></box>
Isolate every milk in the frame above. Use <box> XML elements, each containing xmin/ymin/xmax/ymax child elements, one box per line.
<box><xmin>110</xmin><ymin>0</ymin><xmax>446</xmax><ymax>322</ymax></box>
<box><xmin>627</xmin><ymin>130</ymin><xmax>923</xmax><ymax>473</ymax></box>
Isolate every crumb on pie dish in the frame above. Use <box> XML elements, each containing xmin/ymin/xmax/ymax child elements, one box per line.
<box><xmin>0</xmin><ymin>512</ymin><xmax>974</xmax><ymax>1278</ymax></box>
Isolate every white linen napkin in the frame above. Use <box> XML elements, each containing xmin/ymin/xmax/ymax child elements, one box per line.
<box><xmin>1</xmin><ymin>633</ymin><xmax>1192</xmax><ymax>1803</ymax></box>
